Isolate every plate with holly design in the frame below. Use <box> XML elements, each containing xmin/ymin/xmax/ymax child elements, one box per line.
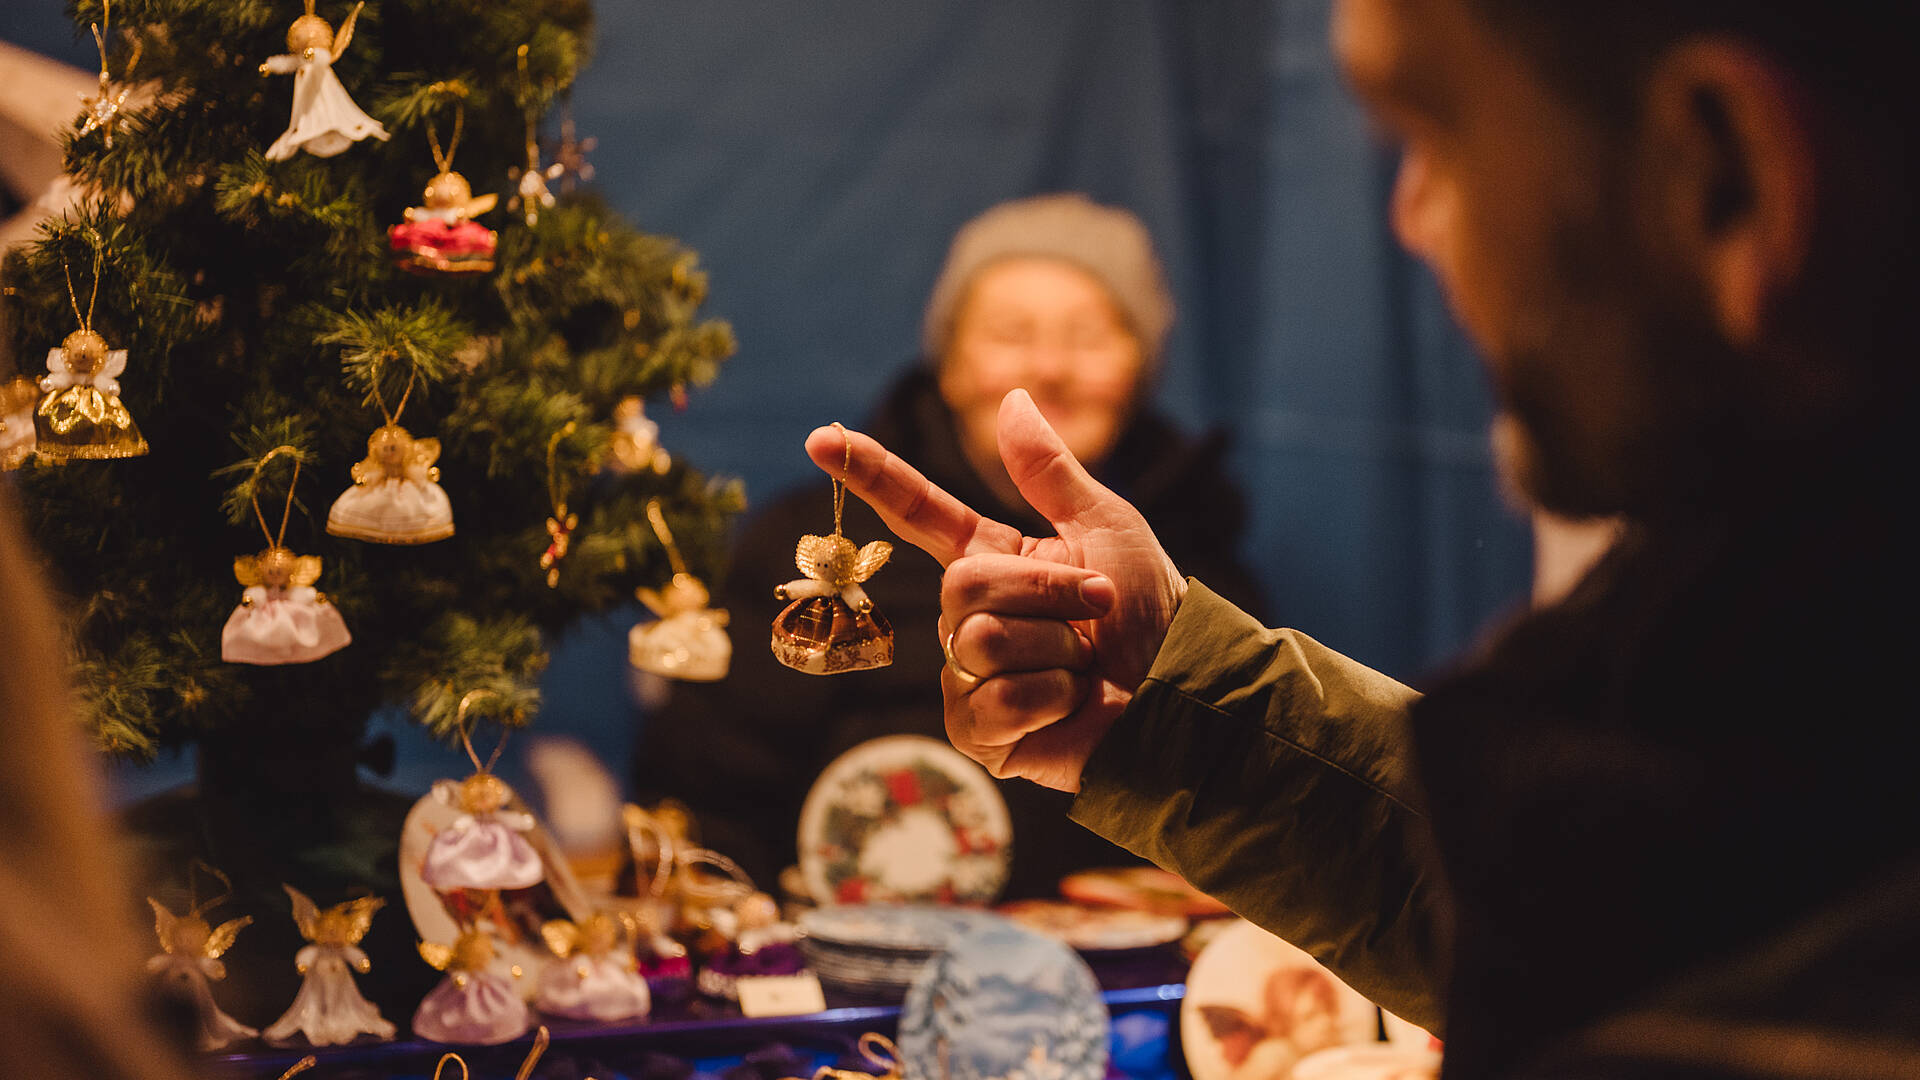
<box><xmin>797</xmin><ymin>735</ymin><xmax>1012</xmax><ymax>906</ymax></box>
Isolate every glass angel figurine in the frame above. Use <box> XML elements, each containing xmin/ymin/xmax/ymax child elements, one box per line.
<box><xmin>260</xmin><ymin>0</ymin><xmax>389</xmax><ymax>160</ymax></box>
<box><xmin>263</xmin><ymin>886</ymin><xmax>396</xmax><ymax>1047</ymax></box>
<box><xmin>328</xmin><ymin>424</ymin><xmax>455</xmax><ymax>544</ymax></box>
<box><xmin>147</xmin><ymin>877</ymin><xmax>258</xmax><ymax>1050</ymax></box>
<box><xmin>223</xmin><ymin>546</ymin><xmax>351</xmax><ymax>665</ymax></box>
<box><xmin>414</xmin><ymin>929</ymin><xmax>533</xmax><ymax>1045</ymax></box>
<box><xmin>534</xmin><ymin>912</ymin><xmax>652</xmax><ymax>1022</ymax></box>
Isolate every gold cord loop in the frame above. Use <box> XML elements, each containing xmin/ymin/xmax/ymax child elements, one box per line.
<box><xmin>831</xmin><ymin>421</ymin><xmax>851</xmax><ymax>537</ymax></box>
<box><xmin>645</xmin><ymin>497</ymin><xmax>691</xmax><ymax>578</ymax></box>
<box><xmin>426</xmin><ymin>103</ymin><xmax>465</xmax><ymax>175</ymax></box>
<box><xmin>61</xmin><ymin>232</ymin><xmax>104</xmax><ymax>330</ymax></box>
<box><xmin>455</xmin><ymin>689</ymin><xmax>510</xmax><ymax>774</ymax></box>
<box><xmin>249</xmin><ymin>445</ymin><xmax>304</xmax><ymax>549</ymax></box>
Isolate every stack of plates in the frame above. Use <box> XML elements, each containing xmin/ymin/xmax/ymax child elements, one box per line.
<box><xmin>796</xmin><ymin>903</ymin><xmax>997</xmax><ymax>1001</ymax></box>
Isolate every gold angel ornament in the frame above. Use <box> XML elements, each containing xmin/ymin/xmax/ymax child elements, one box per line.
<box><xmin>772</xmin><ymin>423</ymin><xmax>892</xmax><ymax>674</ymax></box>
<box><xmin>0</xmin><ymin>376</ymin><xmax>38</xmax><ymax>468</ymax></box>
<box><xmin>260</xmin><ymin>0</ymin><xmax>389</xmax><ymax>160</ymax></box>
<box><xmin>224</xmin><ymin>448</ymin><xmax>351</xmax><ymax>664</ymax></box>
<box><xmin>146</xmin><ymin>864</ymin><xmax>258</xmax><ymax>1050</ymax></box>
<box><xmin>328</xmin><ymin>369</ymin><xmax>455</xmax><ymax>544</ymax></box>
<box><xmin>263</xmin><ymin>886</ymin><xmax>396</xmax><ymax>1046</ymax></box>
<box><xmin>413</xmin><ymin>929</ymin><xmax>533</xmax><ymax>1045</ymax></box>
<box><xmin>631</xmin><ymin>498</ymin><xmax>732</xmax><ymax>681</ymax></box>
<box><xmin>36</xmin><ymin>239</ymin><xmax>147</xmax><ymax>461</ymax></box>
<box><xmin>534</xmin><ymin>912</ymin><xmax>652</xmax><ymax>1021</ymax></box>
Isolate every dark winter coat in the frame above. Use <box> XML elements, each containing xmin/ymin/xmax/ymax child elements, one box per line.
<box><xmin>634</xmin><ymin>367</ymin><xmax>1267</xmax><ymax>899</ymax></box>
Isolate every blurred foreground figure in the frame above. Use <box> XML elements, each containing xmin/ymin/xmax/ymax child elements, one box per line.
<box><xmin>811</xmin><ymin>1</ymin><xmax>1920</xmax><ymax>1077</ymax></box>
<box><xmin>637</xmin><ymin>194</ymin><xmax>1263</xmax><ymax>898</ymax></box>
<box><xmin>0</xmin><ymin>485</ymin><xmax>198</xmax><ymax>1078</ymax></box>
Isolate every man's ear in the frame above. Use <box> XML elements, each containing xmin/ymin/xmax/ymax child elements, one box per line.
<box><xmin>1638</xmin><ymin>42</ymin><xmax>1815</xmax><ymax>348</ymax></box>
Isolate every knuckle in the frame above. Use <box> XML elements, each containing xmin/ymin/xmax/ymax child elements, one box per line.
<box><xmin>940</xmin><ymin>560</ymin><xmax>991</xmax><ymax>611</ymax></box>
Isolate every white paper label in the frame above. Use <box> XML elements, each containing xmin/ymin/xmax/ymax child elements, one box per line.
<box><xmin>737</xmin><ymin>972</ymin><xmax>828</xmax><ymax>1017</ymax></box>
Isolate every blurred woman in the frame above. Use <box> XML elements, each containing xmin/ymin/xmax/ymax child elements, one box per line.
<box><xmin>634</xmin><ymin>193</ymin><xmax>1264</xmax><ymax>899</ymax></box>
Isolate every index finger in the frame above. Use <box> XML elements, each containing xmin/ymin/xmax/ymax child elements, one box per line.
<box><xmin>806</xmin><ymin>424</ymin><xmax>1023</xmax><ymax>566</ymax></box>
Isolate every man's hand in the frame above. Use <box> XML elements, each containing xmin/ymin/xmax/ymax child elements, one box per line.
<box><xmin>805</xmin><ymin>389</ymin><xmax>1186</xmax><ymax>791</ymax></box>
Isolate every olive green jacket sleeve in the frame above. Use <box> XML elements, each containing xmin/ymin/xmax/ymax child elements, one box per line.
<box><xmin>1069</xmin><ymin>581</ymin><xmax>1448</xmax><ymax>1033</ymax></box>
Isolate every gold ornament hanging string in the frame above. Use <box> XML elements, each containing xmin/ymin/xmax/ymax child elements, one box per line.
<box><xmin>249</xmin><ymin>445</ymin><xmax>304</xmax><ymax>551</ymax></box>
<box><xmin>368</xmin><ymin>363</ymin><xmax>418</xmax><ymax>427</ymax></box>
<box><xmin>541</xmin><ymin>421</ymin><xmax>579</xmax><ymax>587</ymax></box>
<box><xmin>454</xmin><ymin>688</ymin><xmax>510</xmax><ymax>775</ymax></box>
<box><xmin>186</xmin><ymin>858</ymin><xmax>235</xmax><ymax>920</ymax></box>
<box><xmin>646</xmin><ymin>497</ymin><xmax>691</xmax><ymax>579</ymax></box>
<box><xmin>425</xmin><ymin>102</ymin><xmax>465</xmax><ymax>176</ymax></box>
<box><xmin>830</xmin><ymin>421</ymin><xmax>850</xmax><ymax>536</ymax></box>
<box><xmin>60</xmin><ymin>233</ymin><xmax>104</xmax><ymax>332</ymax></box>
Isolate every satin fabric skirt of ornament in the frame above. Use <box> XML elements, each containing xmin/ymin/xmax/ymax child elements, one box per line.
<box><xmin>265</xmin><ymin>52</ymin><xmax>389</xmax><ymax>161</ymax></box>
<box><xmin>34</xmin><ymin>386</ymin><xmax>147</xmax><ymax>460</ymax></box>
<box><xmin>772</xmin><ymin>596</ymin><xmax>893</xmax><ymax>674</ymax></box>
<box><xmin>263</xmin><ymin>949</ymin><xmax>396</xmax><ymax>1047</ymax></box>
<box><xmin>327</xmin><ymin>477</ymin><xmax>454</xmax><ymax>544</ymax></box>
<box><xmin>421</xmin><ymin>817</ymin><xmax>544</xmax><ymax>891</ymax></box>
<box><xmin>411</xmin><ymin>972</ymin><xmax>531</xmax><ymax>1045</ymax></box>
<box><xmin>630</xmin><ymin>611</ymin><xmax>731</xmax><ymax>681</ymax></box>
<box><xmin>222</xmin><ymin>586</ymin><xmax>352</xmax><ymax>664</ymax></box>
<box><xmin>535</xmin><ymin>956</ymin><xmax>652</xmax><ymax>1021</ymax></box>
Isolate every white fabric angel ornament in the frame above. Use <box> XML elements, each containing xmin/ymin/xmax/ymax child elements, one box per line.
<box><xmin>260</xmin><ymin>0</ymin><xmax>389</xmax><ymax>160</ymax></box>
<box><xmin>264</xmin><ymin>886</ymin><xmax>396</xmax><ymax>1046</ymax></box>
<box><xmin>328</xmin><ymin>370</ymin><xmax>455</xmax><ymax>544</ymax></box>
<box><xmin>421</xmin><ymin>700</ymin><xmax>544</xmax><ymax>932</ymax></box>
<box><xmin>414</xmin><ymin>929</ymin><xmax>533</xmax><ymax>1045</ymax></box>
<box><xmin>607</xmin><ymin>396</ymin><xmax>671</xmax><ymax>474</ymax></box>
<box><xmin>146</xmin><ymin>864</ymin><xmax>258</xmax><ymax>1051</ymax></box>
<box><xmin>630</xmin><ymin>499</ymin><xmax>731</xmax><ymax>681</ymax></box>
<box><xmin>771</xmin><ymin>425</ymin><xmax>892</xmax><ymax>674</ymax></box>
<box><xmin>534</xmin><ymin>912</ymin><xmax>652</xmax><ymax>1021</ymax></box>
<box><xmin>223</xmin><ymin>448</ymin><xmax>351</xmax><ymax>665</ymax></box>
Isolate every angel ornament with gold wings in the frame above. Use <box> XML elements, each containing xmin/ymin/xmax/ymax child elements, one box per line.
<box><xmin>328</xmin><ymin>368</ymin><xmax>454</xmax><ymax>544</ymax></box>
<box><xmin>630</xmin><ymin>498</ymin><xmax>732</xmax><ymax>681</ymax></box>
<box><xmin>146</xmin><ymin>863</ymin><xmax>258</xmax><ymax>1051</ymax></box>
<box><xmin>224</xmin><ymin>448</ymin><xmax>351</xmax><ymax>665</ymax></box>
<box><xmin>263</xmin><ymin>885</ymin><xmax>396</xmax><ymax>1047</ymax></box>
<box><xmin>414</xmin><ymin>928</ymin><xmax>533</xmax><ymax>1046</ymax></box>
<box><xmin>771</xmin><ymin>422</ymin><xmax>893</xmax><ymax>674</ymax></box>
<box><xmin>260</xmin><ymin>0</ymin><xmax>389</xmax><ymax>160</ymax></box>
<box><xmin>534</xmin><ymin>912</ymin><xmax>652</xmax><ymax>1022</ymax></box>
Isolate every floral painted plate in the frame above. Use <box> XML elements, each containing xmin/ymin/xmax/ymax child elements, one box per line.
<box><xmin>797</xmin><ymin>735</ymin><xmax>1012</xmax><ymax>906</ymax></box>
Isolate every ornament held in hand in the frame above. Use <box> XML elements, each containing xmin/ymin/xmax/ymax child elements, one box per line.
<box><xmin>264</xmin><ymin>885</ymin><xmax>396</xmax><ymax>1047</ymax></box>
<box><xmin>146</xmin><ymin>863</ymin><xmax>259</xmax><ymax>1051</ymax></box>
<box><xmin>772</xmin><ymin>423</ymin><xmax>893</xmax><ymax>674</ymax></box>
<box><xmin>260</xmin><ymin>0</ymin><xmax>388</xmax><ymax>160</ymax></box>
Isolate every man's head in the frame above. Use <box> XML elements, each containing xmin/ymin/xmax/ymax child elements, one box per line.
<box><xmin>1337</xmin><ymin>0</ymin><xmax>1919</xmax><ymax>517</ymax></box>
<box><xmin>924</xmin><ymin>194</ymin><xmax>1170</xmax><ymax>473</ymax></box>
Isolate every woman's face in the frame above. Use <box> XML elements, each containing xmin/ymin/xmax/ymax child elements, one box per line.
<box><xmin>939</xmin><ymin>256</ymin><xmax>1147</xmax><ymax>468</ymax></box>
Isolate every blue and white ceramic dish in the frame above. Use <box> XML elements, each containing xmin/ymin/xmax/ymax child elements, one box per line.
<box><xmin>898</xmin><ymin>914</ymin><xmax>1109</xmax><ymax>1080</ymax></box>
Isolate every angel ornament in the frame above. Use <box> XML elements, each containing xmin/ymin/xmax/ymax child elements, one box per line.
<box><xmin>389</xmin><ymin>107</ymin><xmax>498</xmax><ymax>274</ymax></box>
<box><xmin>607</xmin><ymin>396</ymin><xmax>671</xmax><ymax>474</ymax></box>
<box><xmin>146</xmin><ymin>864</ymin><xmax>258</xmax><ymax>1051</ymax></box>
<box><xmin>414</xmin><ymin>929</ymin><xmax>533</xmax><ymax>1045</ymax></box>
<box><xmin>507</xmin><ymin>45</ymin><xmax>562</xmax><ymax>228</ymax></box>
<box><xmin>264</xmin><ymin>886</ymin><xmax>396</xmax><ymax>1046</ymax></box>
<box><xmin>0</xmin><ymin>376</ymin><xmax>38</xmax><ymax>468</ymax></box>
<box><xmin>534</xmin><ymin>912</ymin><xmax>652</xmax><ymax>1021</ymax></box>
<box><xmin>77</xmin><ymin>0</ymin><xmax>143</xmax><ymax>148</ymax></box>
<box><xmin>772</xmin><ymin>422</ymin><xmax>892</xmax><ymax>674</ymax></box>
<box><xmin>36</xmin><ymin>241</ymin><xmax>147</xmax><ymax>461</ymax></box>
<box><xmin>224</xmin><ymin>448</ymin><xmax>351</xmax><ymax>665</ymax></box>
<box><xmin>630</xmin><ymin>498</ymin><xmax>731</xmax><ymax>681</ymax></box>
<box><xmin>421</xmin><ymin>695</ymin><xmax>544</xmax><ymax>928</ymax></box>
<box><xmin>328</xmin><ymin>369</ymin><xmax>454</xmax><ymax>544</ymax></box>
<box><xmin>260</xmin><ymin>0</ymin><xmax>389</xmax><ymax>160</ymax></box>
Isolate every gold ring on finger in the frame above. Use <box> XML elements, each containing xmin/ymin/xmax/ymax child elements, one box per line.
<box><xmin>942</xmin><ymin>623</ymin><xmax>986</xmax><ymax>691</ymax></box>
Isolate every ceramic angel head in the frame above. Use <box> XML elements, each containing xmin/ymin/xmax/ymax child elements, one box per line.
<box><xmin>147</xmin><ymin>863</ymin><xmax>260</xmax><ymax>1049</ymax></box>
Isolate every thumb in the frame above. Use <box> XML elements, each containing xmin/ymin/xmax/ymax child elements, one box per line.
<box><xmin>996</xmin><ymin>389</ymin><xmax>1129</xmax><ymax>533</ymax></box>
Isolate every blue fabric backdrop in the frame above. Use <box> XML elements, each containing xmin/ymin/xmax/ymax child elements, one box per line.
<box><xmin>3</xmin><ymin>0</ymin><xmax>1531</xmax><ymax>800</ymax></box>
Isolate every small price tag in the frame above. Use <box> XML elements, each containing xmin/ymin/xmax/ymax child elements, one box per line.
<box><xmin>736</xmin><ymin>972</ymin><xmax>828</xmax><ymax>1017</ymax></box>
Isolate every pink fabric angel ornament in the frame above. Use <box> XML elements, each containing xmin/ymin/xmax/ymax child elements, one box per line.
<box><xmin>413</xmin><ymin>929</ymin><xmax>532</xmax><ymax>1045</ymax></box>
<box><xmin>222</xmin><ymin>447</ymin><xmax>350</xmax><ymax>665</ymax></box>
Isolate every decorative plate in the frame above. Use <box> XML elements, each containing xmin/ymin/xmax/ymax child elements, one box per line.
<box><xmin>797</xmin><ymin>735</ymin><xmax>1012</xmax><ymax>906</ymax></box>
<box><xmin>997</xmin><ymin>899</ymin><xmax>1188</xmax><ymax>953</ymax></box>
<box><xmin>1180</xmin><ymin>920</ymin><xmax>1383</xmax><ymax>1080</ymax></box>
<box><xmin>899</xmin><ymin>914</ymin><xmax>1109</xmax><ymax>1080</ymax></box>
<box><xmin>1291</xmin><ymin>1045</ymin><xmax>1441</xmax><ymax>1080</ymax></box>
<box><xmin>1058</xmin><ymin>866</ymin><xmax>1232</xmax><ymax>917</ymax></box>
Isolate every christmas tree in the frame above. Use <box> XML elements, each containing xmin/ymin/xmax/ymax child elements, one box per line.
<box><xmin>1</xmin><ymin>0</ymin><xmax>739</xmax><ymax>1022</ymax></box>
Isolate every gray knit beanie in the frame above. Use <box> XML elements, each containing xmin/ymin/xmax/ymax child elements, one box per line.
<box><xmin>921</xmin><ymin>193</ymin><xmax>1174</xmax><ymax>363</ymax></box>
